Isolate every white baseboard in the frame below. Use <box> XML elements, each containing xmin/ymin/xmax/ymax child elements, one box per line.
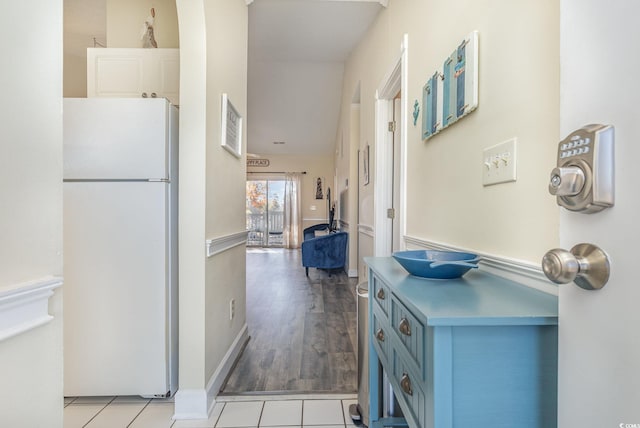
<box><xmin>217</xmin><ymin>393</ymin><xmax>358</xmax><ymax>402</ymax></box>
<box><xmin>206</xmin><ymin>323</ymin><xmax>249</xmax><ymax>407</ymax></box>
<box><xmin>173</xmin><ymin>324</ymin><xmax>249</xmax><ymax>420</ymax></box>
<box><xmin>403</xmin><ymin>236</ymin><xmax>557</xmax><ymax>296</ymax></box>
<box><xmin>173</xmin><ymin>389</ymin><xmax>208</xmax><ymax>420</ymax></box>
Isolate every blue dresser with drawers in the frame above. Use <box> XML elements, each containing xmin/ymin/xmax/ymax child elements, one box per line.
<box><xmin>366</xmin><ymin>257</ymin><xmax>558</xmax><ymax>428</ymax></box>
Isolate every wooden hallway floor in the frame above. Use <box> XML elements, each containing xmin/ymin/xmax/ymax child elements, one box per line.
<box><xmin>221</xmin><ymin>248</ymin><xmax>358</xmax><ymax>395</ymax></box>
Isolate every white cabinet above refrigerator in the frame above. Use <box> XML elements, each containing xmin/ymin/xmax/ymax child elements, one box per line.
<box><xmin>87</xmin><ymin>48</ymin><xmax>180</xmax><ymax>105</ymax></box>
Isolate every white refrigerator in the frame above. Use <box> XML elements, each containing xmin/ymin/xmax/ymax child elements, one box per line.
<box><xmin>63</xmin><ymin>98</ymin><xmax>178</xmax><ymax>397</ymax></box>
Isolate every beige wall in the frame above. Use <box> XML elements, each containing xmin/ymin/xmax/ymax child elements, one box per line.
<box><xmin>63</xmin><ymin>0</ymin><xmax>179</xmax><ymax>98</ymax></box>
<box><xmin>64</xmin><ymin>52</ymin><xmax>88</xmax><ymax>98</ymax></box>
<box><xmin>248</xmin><ymin>154</ymin><xmax>335</xmax><ymax>230</ymax></box>
<box><xmin>337</xmin><ymin>0</ymin><xmax>560</xmax><ymax>264</ymax></box>
<box><xmin>0</xmin><ymin>1</ymin><xmax>64</xmax><ymax>426</ymax></box>
<box><xmin>107</xmin><ymin>0</ymin><xmax>179</xmax><ymax>48</ymax></box>
<box><xmin>203</xmin><ymin>0</ymin><xmax>248</xmax><ymax>383</ymax></box>
<box><xmin>174</xmin><ymin>0</ymin><xmax>248</xmax><ymax>414</ymax></box>
<box><xmin>333</xmin><ymin>105</ymin><xmax>361</xmax><ymax>276</ymax></box>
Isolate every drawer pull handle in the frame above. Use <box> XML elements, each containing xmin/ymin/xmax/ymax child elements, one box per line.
<box><xmin>400</xmin><ymin>373</ymin><xmax>413</xmax><ymax>396</ymax></box>
<box><xmin>375</xmin><ymin>328</ymin><xmax>385</xmax><ymax>342</ymax></box>
<box><xmin>399</xmin><ymin>318</ymin><xmax>411</xmax><ymax>336</ymax></box>
<box><xmin>377</xmin><ymin>289</ymin><xmax>385</xmax><ymax>300</ymax></box>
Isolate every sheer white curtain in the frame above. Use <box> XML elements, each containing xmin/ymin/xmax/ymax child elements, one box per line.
<box><xmin>283</xmin><ymin>173</ymin><xmax>302</xmax><ymax>248</ymax></box>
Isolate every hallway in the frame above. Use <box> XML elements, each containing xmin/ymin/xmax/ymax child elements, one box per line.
<box><xmin>221</xmin><ymin>248</ymin><xmax>358</xmax><ymax>394</ymax></box>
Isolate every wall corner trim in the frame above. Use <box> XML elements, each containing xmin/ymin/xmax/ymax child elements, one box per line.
<box><xmin>358</xmin><ymin>224</ymin><xmax>374</xmax><ymax>238</ymax></box>
<box><xmin>205</xmin><ymin>324</ymin><xmax>249</xmax><ymax>408</ymax></box>
<box><xmin>403</xmin><ymin>236</ymin><xmax>558</xmax><ymax>296</ymax></box>
<box><xmin>0</xmin><ymin>276</ymin><xmax>62</xmax><ymax>343</ymax></box>
<box><xmin>173</xmin><ymin>389</ymin><xmax>208</xmax><ymax>420</ymax></box>
<box><xmin>173</xmin><ymin>324</ymin><xmax>249</xmax><ymax>420</ymax></box>
<box><xmin>206</xmin><ymin>231</ymin><xmax>248</xmax><ymax>258</ymax></box>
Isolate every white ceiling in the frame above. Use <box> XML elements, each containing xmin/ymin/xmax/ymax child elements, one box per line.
<box><xmin>63</xmin><ymin>0</ymin><xmax>384</xmax><ymax>156</ymax></box>
<box><xmin>247</xmin><ymin>0</ymin><xmax>384</xmax><ymax>156</ymax></box>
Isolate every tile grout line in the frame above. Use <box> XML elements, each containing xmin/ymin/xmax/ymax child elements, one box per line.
<box><xmin>64</xmin><ymin>397</ymin><xmax>79</xmax><ymax>408</ymax></box>
<box><xmin>125</xmin><ymin>397</ymin><xmax>152</xmax><ymax>428</ymax></box>
<box><xmin>300</xmin><ymin>399</ymin><xmax>348</xmax><ymax>428</ymax></box>
<box><xmin>81</xmin><ymin>396</ymin><xmax>117</xmax><ymax>428</ymax></box>
<box><xmin>340</xmin><ymin>398</ymin><xmax>347</xmax><ymax>428</ymax></box>
<box><xmin>255</xmin><ymin>400</ymin><xmax>266</xmax><ymax>428</ymax></box>
<box><xmin>213</xmin><ymin>401</ymin><xmax>227</xmax><ymax>428</ymax></box>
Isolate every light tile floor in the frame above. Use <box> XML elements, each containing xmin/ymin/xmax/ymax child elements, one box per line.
<box><xmin>64</xmin><ymin>396</ymin><xmax>360</xmax><ymax>428</ymax></box>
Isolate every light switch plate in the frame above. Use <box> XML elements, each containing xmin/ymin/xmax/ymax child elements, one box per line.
<box><xmin>483</xmin><ymin>138</ymin><xmax>517</xmax><ymax>186</ymax></box>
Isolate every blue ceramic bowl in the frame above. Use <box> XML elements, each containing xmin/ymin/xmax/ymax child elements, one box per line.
<box><xmin>392</xmin><ymin>250</ymin><xmax>480</xmax><ymax>279</ymax></box>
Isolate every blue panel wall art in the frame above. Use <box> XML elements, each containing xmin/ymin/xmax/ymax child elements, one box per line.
<box><xmin>422</xmin><ymin>71</ymin><xmax>442</xmax><ymax>139</ymax></box>
<box><xmin>422</xmin><ymin>31</ymin><xmax>478</xmax><ymax>141</ymax></box>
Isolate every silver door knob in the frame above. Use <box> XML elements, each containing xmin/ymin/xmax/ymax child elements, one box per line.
<box><xmin>542</xmin><ymin>243</ymin><xmax>610</xmax><ymax>290</ymax></box>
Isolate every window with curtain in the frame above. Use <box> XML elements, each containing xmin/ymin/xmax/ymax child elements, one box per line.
<box><xmin>283</xmin><ymin>173</ymin><xmax>302</xmax><ymax>248</ymax></box>
<box><xmin>246</xmin><ymin>173</ymin><xmax>302</xmax><ymax>248</ymax></box>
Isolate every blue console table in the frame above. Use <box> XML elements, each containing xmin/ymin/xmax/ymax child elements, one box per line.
<box><xmin>365</xmin><ymin>257</ymin><xmax>558</xmax><ymax>428</ymax></box>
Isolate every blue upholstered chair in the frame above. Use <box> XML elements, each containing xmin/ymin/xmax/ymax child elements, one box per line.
<box><xmin>303</xmin><ymin>223</ymin><xmax>329</xmax><ymax>241</ymax></box>
<box><xmin>301</xmin><ymin>226</ymin><xmax>348</xmax><ymax>276</ymax></box>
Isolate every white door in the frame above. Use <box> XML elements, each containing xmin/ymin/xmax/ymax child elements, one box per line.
<box><xmin>391</xmin><ymin>97</ymin><xmax>401</xmax><ymax>252</ymax></box>
<box><xmin>374</xmin><ymin>35</ymin><xmax>407</xmax><ymax>258</ymax></box>
<box><xmin>559</xmin><ymin>1</ymin><xmax>640</xmax><ymax>426</ymax></box>
<box><xmin>87</xmin><ymin>48</ymin><xmax>146</xmax><ymax>98</ymax></box>
<box><xmin>152</xmin><ymin>50</ymin><xmax>180</xmax><ymax>105</ymax></box>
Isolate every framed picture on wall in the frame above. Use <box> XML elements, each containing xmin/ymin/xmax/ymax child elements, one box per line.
<box><xmin>221</xmin><ymin>93</ymin><xmax>242</xmax><ymax>158</ymax></box>
<box><xmin>315</xmin><ymin>177</ymin><xmax>325</xmax><ymax>199</ymax></box>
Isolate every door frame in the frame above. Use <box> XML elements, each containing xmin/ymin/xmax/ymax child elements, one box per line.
<box><xmin>374</xmin><ymin>34</ymin><xmax>408</xmax><ymax>257</ymax></box>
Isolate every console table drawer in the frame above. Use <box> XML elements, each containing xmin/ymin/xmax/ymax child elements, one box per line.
<box><xmin>391</xmin><ymin>295</ymin><xmax>425</xmax><ymax>380</ymax></box>
<box><xmin>392</xmin><ymin>348</ymin><xmax>426</xmax><ymax>428</ymax></box>
<box><xmin>372</xmin><ymin>276</ymin><xmax>390</xmax><ymax>317</ymax></box>
<box><xmin>371</xmin><ymin>308</ymin><xmax>390</xmax><ymax>363</ymax></box>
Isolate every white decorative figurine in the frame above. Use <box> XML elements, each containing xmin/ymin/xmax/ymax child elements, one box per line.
<box><xmin>141</xmin><ymin>8</ymin><xmax>158</xmax><ymax>48</ymax></box>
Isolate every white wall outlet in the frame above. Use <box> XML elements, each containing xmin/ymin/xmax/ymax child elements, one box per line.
<box><xmin>483</xmin><ymin>138</ymin><xmax>517</xmax><ymax>186</ymax></box>
<box><xmin>229</xmin><ymin>299</ymin><xmax>235</xmax><ymax>321</ymax></box>
<box><xmin>310</xmin><ymin>205</ymin><xmax>317</xmax><ymax>211</ymax></box>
